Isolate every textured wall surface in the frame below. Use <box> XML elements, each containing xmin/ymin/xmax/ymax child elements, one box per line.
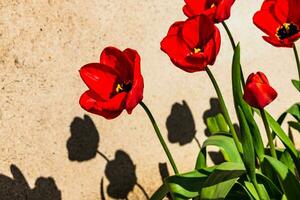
<box><xmin>0</xmin><ymin>0</ymin><xmax>299</xmax><ymax>199</ymax></box>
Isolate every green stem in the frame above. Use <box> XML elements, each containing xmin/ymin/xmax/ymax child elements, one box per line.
<box><xmin>222</xmin><ymin>21</ymin><xmax>246</xmax><ymax>87</ymax></box>
<box><xmin>205</xmin><ymin>67</ymin><xmax>243</xmax><ymax>154</ymax></box>
<box><xmin>253</xmin><ymin>178</ymin><xmax>265</xmax><ymax>200</ymax></box>
<box><xmin>222</xmin><ymin>21</ymin><xmax>236</xmax><ymax>48</ymax></box>
<box><xmin>260</xmin><ymin>109</ymin><xmax>277</xmax><ymax>159</ymax></box>
<box><xmin>140</xmin><ymin>101</ymin><xmax>179</xmax><ymax>174</ymax></box>
<box><xmin>293</xmin><ymin>44</ymin><xmax>300</xmax><ymax>82</ymax></box>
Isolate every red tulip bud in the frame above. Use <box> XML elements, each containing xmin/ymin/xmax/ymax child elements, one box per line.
<box><xmin>243</xmin><ymin>72</ymin><xmax>277</xmax><ymax>109</ymax></box>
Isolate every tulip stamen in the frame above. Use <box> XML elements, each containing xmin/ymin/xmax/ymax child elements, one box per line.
<box><xmin>193</xmin><ymin>47</ymin><xmax>203</xmax><ymax>54</ymax></box>
<box><xmin>276</xmin><ymin>23</ymin><xmax>299</xmax><ymax>40</ymax></box>
<box><xmin>116</xmin><ymin>81</ymin><xmax>132</xmax><ymax>93</ymax></box>
<box><xmin>210</xmin><ymin>3</ymin><xmax>216</xmax><ymax>8</ymax></box>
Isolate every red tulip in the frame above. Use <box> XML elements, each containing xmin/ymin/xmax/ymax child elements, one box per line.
<box><xmin>161</xmin><ymin>15</ymin><xmax>221</xmax><ymax>72</ymax></box>
<box><xmin>243</xmin><ymin>72</ymin><xmax>278</xmax><ymax>109</ymax></box>
<box><xmin>79</xmin><ymin>47</ymin><xmax>144</xmax><ymax>119</ymax></box>
<box><xmin>183</xmin><ymin>0</ymin><xmax>235</xmax><ymax>23</ymax></box>
<box><xmin>253</xmin><ymin>0</ymin><xmax>300</xmax><ymax>47</ymax></box>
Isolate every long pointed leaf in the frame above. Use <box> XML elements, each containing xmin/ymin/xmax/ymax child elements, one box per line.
<box><xmin>201</xmin><ymin>134</ymin><xmax>242</xmax><ymax>163</ymax></box>
<box><xmin>200</xmin><ymin>162</ymin><xmax>245</xmax><ymax>199</ymax></box>
<box><xmin>150</xmin><ymin>184</ymin><xmax>168</xmax><ymax>200</ymax></box>
<box><xmin>237</xmin><ymin>107</ymin><xmax>255</xmax><ymax>180</ymax></box>
<box><xmin>265</xmin><ymin>156</ymin><xmax>300</xmax><ymax>200</ymax></box>
<box><xmin>231</xmin><ymin>44</ymin><xmax>264</xmax><ymax>161</ymax></box>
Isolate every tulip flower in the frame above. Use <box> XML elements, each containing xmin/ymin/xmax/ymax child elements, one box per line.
<box><xmin>253</xmin><ymin>0</ymin><xmax>300</xmax><ymax>47</ymax></box>
<box><xmin>183</xmin><ymin>0</ymin><xmax>235</xmax><ymax>23</ymax></box>
<box><xmin>161</xmin><ymin>14</ymin><xmax>221</xmax><ymax>73</ymax></box>
<box><xmin>79</xmin><ymin>47</ymin><xmax>144</xmax><ymax>119</ymax></box>
<box><xmin>243</xmin><ymin>72</ymin><xmax>278</xmax><ymax>109</ymax></box>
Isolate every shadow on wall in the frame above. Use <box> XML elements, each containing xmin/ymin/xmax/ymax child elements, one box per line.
<box><xmin>0</xmin><ymin>165</ymin><xmax>61</xmax><ymax>200</ymax></box>
<box><xmin>166</xmin><ymin>100</ymin><xmax>200</xmax><ymax>147</ymax></box>
<box><xmin>67</xmin><ymin>115</ymin><xmax>149</xmax><ymax>200</ymax></box>
<box><xmin>104</xmin><ymin>150</ymin><xmax>149</xmax><ymax>199</ymax></box>
<box><xmin>158</xmin><ymin>163</ymin><xmax>171</xmax><ymax>199</ymax></box>
<box><xmin>67</xmin><ymin>114</ymin><xmax>99</xmax><ymax>162</ymax></box>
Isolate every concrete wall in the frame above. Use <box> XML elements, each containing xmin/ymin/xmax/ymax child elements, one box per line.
<box><xmin>0</xmin><ymin>0</ymin><xmax>299</xmax><ymax>199</ymax></box>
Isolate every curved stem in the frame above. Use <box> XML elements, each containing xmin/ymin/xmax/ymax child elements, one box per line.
<box><xmin>293</xmin><ymin>44</ymin><xmax>300</xmax><ymax>82</ymax></box>
<box><xmin>260</xmin><ymin>109</ymin><xmax>277</xmax><ymax>159</ymax></box>
<box><xmin>194</xmin><ymin>137</ymin><xmax>201</xmax><ymax>149</ymax></box>
<box><xmin>222</xmin><ymin>21</ymin><xmax>246</xmax><ymax>87</ymax></box>
<box><xmin>222</xmin><ymin>21</ymin><xmax>236</xmax><ymax>48</ymax></box>
<box><xmin>136</xmin><ymin>182</ymin><xmax>150</xmax><ymax>200</ymax></box>
<box><xmin>97</xmin><ymin>150</ymin><xmax>110</xmax><ymax>162</ymax></box>
<box><xmin>140</xmin><ymin>101</ymin><xmax>179</xmax><ymax>174</ymax></box>
<box><xmin>205</xmin><ymin>67</ymin><xmax>243</xmax><ymax>154</ymax></box>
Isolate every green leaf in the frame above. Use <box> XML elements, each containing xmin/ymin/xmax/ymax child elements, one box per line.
<box><xmin>165</xmin><ymin>168</ymin><xmax>211</xmax><ymax>199</ymax></box>
<box><xmin>255</xmin><ymin>109</ymin><xmax>298</xmax><ymax>159</ymax></box>
<box><xmin>195</xmin><ymin>148</ymin><xmax>207</xmax><ymax>169</ymax></box>
<box><xmin>279</xmin><ymin>149</ymin><xmax>296</xmax><ymax>175</ymax></box>
<box><xmin>200</xmin><ymin>162</ymin><xmax>245</xmax><ymax>199</ymax></box>
<box><xmin>201</xmin><ymin>134</ymin><xmax>242</xmax><ymax>164</ymax></box>
<box><xmin>206</xmin><ymin>113</ymin><xmax>230</xmax><ymax>134</ymax></box>
<box><xmin>288</xmin><ymin>121</ymin><xmax>300</xmax><ymax>133</ymax></box>
<box><xmin>265</xmin><ymin>155</ymin><xmax>300</xmax><ymax>200</ymax></box>
<box><xmin>292</xmin><ymin>79</ymin><xmax>300</xmax><ymax>92</ymax></box>
<box><xmin>226</xmin><ymin>182</ymin><xmax>254</xmax><ymax>200</ymax></box>
<box><xmin>277</xmin><ymin>103</ymin><xmax>300</xmax><ymax>127</ymax></box>
<box><xmin>286</xmin><ymin>103</ymin><xmax>300</xmax><ymax>122</ymax></box>
<box><xmin>256</xmin><ymin>173</ymin><xmax>282</xmax><ymax>199</ymax></box>
<box><xmin>244</xmin><ymin>181</ymin><xmax>270</xmax><ymax>200</ymax></box>
<box><xmin>231</xmin><ymin>44</ymin><xmax>265</xmax><ymax>162</ymax></box>
<box><xmin>237</xmin><ymin>106</ymin><xmax>256</xmax><ymax>182</ymax></box>
<box><xmin>150</xmin><ymin>184</ymin><xmax>168</xmax><ymax>200</ymax></box>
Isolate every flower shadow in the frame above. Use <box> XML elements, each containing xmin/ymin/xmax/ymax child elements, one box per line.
<box><xmin>166</xmin><ymin>100</ymin><xmax>199</xmax><ymax>146</ymax></box>
<box><xmin>67</xmin><ymin>115</ymin><xmax>149</xmax><ymax>199</ymax></box>
<box><xmin>104</xmin><ymin>150</ymin><xmax>137</xmax><ymax>199</ymax></box>
<box><xmin>0</xmin><ymin>164</ymin><xmax>61</xmax><ymax>200</ymax></box>
<box><xmin>67</xmin><ymin>114</ymin><xmax>99</xmax><ymax>162</ymax></box>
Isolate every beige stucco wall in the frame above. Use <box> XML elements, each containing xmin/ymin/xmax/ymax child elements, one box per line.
<box><xmin>0</xmin><ymin>0</ymin><xmax>299</xmax><ymax>199</ymax></box>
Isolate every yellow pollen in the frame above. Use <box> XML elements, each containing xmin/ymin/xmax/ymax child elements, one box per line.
<box><xmin>211</xmin><ymin>3</ymin><xmax>216</xmax><ymax>8</ymax></box>
<box><xmin>193</xmin><ymin>48</ymin><xmax>202</xmax><ymax>54</ymax></box>
<box><xmin>283</xmin><ymin>23</ymin><xmax>290</xmax><ymax>31</ymax></box>
<box><xmin>116</xmin><ymin>83</ymin><xmax>123</xmax><ymax>93</ymax></box>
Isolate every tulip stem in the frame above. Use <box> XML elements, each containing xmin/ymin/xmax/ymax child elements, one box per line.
<box><xmin>221</xmin><ymin>21</ymin><xmax>246</xmax><ymax>87</ymax></box>
<box><xmin>260</xmin><ymin>109</ymin><xmax>277</xmax><ymax>159</ymax></box>
<box><xmin>140</xmin><ymin>101</ymin><xmax>179</xmax><ymax>174</ymax></box>
<box><xmin>205</xmin><ymin>67</ymin><xmax>243</xmax><ymax>154</ymax></box>
<box><xmin>222</xmin><ymin>21</ymin><xmax>236</xmax><ymax>48</ymax></box>
<box><xmin>293</xmin><ymin>44</ymin><xmax>300</xmax><ymax>83</ymax></box>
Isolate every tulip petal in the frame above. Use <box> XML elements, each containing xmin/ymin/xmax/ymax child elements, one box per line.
<box><xmin>253</xmin><ymin>6</ymin><xmax>281</xmax><ymax>37</ymax></box>
<box><xmin>100</xmin><ymin>47</ymin><xmax>133</xmax><ymax>81</ymax></box>
<box><xmin>183</xmin><ymin>0</ymin><xmax>207</xmax><ymax>17</ymax></box>
<box><xmin>161</xmin><ymin>35</ymin><xmax>201</xmax><ymax>72</ymax></box>
<box><xmin>167</xmin><ymin>21</ymin><xmax>184</xmax><ymax>36</ymax></box>
<box><xmin>123</xmin><ymin>48</ymin><xmax>144</xmax><ymax>113</ymax></box>
<box><xmin>287</xmin><ymin>0</ymin><xmax>300</xmax><ymax>24</ymax></box>
<box><xmin>215</xmin><ymin>0</ymin><xmax>235</xmax><ymax>22</ymax></box>
<box><xmin>182</xmin><ymin>15</ymin><xmax>214</xmax><ymax>49</ymax></box>
<box><xmin>161</xmin><ymin>35</ymin><xmax>191</xmax><ymax>62</ymax></box>
<box><xmin>79</xmin><ymin>63</ymin><xmax>118</xmax><ymax>100</ymax></box>
<box><xmin>262</xmin><ymin>36</ymin><xmax>294</xmax><ymax>47</ymax></box>
<box><xmin>79</xmin><ymin>90</ymin><xmax>126</xmax><ymax>119</ymax></box>
<box><xmin>274</xmin><ymin>0</ymin><xmax>288</xmax><ymax>22</ymax></box>
<box><xmin>243</xmin><ymin>83</ymin><xmax>278</xmax><ymax>109</ymax></box>
<box><xmin>205</xmin><ymin>27</ymin><xmax>221</xmax><ymax>65</ymax></box>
